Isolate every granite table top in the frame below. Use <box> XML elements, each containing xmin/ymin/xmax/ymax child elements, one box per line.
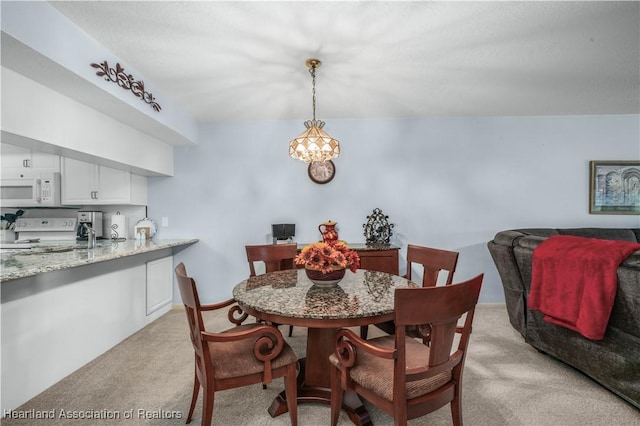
<box><xmin>233</xmin><ymin>269</ymin><xmax>417</xmax><ymax>322</ymax></box>
<box><xmin>0</xmin><ymin>238</ymin><xmax>199</xmax><ymax>282</ymax></box>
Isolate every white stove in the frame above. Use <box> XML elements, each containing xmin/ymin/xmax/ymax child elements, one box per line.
<box><xmin>14</xmin><ymin>217</ymin><xmax>78</xmax><ymax>241</ymax></box>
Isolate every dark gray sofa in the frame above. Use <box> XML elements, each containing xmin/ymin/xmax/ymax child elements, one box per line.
<box><xmin>488</xmin><ymin>228</ymin><xmax>640</xmax><ymax>409</ymax></box>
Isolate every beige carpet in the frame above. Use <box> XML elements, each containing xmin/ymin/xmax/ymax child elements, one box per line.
<box><xmin>3</xmin><ymin>304</ymin><xmax>638</xmax><ymax>425</ymax></box>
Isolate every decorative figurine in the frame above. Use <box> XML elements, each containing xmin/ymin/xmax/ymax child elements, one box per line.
<box><xmin>363</xmin><ymin>208</ymin><xmax>394</xmax><ymax>245</ymax></box>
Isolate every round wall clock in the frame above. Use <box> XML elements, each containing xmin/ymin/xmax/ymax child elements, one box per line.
<box><xmin>308</xmin><ymin>160</ymin><xmax>336</xmax><ymax>184</ymax></box>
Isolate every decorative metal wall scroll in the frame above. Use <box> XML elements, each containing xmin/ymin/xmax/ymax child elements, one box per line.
<box><xmin>90</xmin><ymin>61</ymin><xmax>162</xmax><ymax>112</ymax></box>
<box><xmin>362</xmin><ymin>208</ymin><xmax>394</xmax><ymax>245</ymax></box>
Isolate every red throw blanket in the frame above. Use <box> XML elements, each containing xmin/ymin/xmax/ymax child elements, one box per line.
<box><xmin>528</xmin><ymin>235</ymin><xmax>640</xmax><ymax>340</ymax></box>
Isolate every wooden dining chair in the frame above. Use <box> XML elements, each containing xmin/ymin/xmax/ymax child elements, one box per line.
<box><xmin>245</xmin><ymin>243</ymin><xmax>298</xmax><ymax>337</ymax></box>
<box><xmin>175</xmin><ymin>262</ymin><xmax>298</xmax><ymax>426</ymax></box>
<box><xmin>245</xmin><ymin>243</ymin><xmax>297</xmax><ymax>276</ymax></box>
<box><xmin>361</xmin><ymin>244</ymin><xmax>459</xmax><ymax>338</ymax></box>
<box><xmin>330</xmin><ymin>274</ymin><xmax>483</xmax><ymax>426</ymax></box>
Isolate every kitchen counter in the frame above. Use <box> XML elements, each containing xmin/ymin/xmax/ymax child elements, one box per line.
<box><xmin>2</xmin><ymin>237</ymin><xmax>198</xmax><ymax>412</ymax></box>
<box><xmin>0</xmin><ymin>238</ymin><xmax>198</xmax><ymax>282</ymax></box>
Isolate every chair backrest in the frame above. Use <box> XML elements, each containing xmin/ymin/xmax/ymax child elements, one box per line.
<box><xmin>393</xmin><ymin>273</ymin><xmax>483</xmax><ymax>380</ymax></box>
<box><xmin>245</xmin><ymin>243</ymin><xmax>298</xmax><ymax>276</ymax></box>
<box><xmin>175</xmin><ymin>262</ymin><xmax>210</xmax><ymax>374</ymax></box>
<box><xmin>405</xmin><ymin>244</ymin><xmax>459</xmax><ymax>287</ymax></box>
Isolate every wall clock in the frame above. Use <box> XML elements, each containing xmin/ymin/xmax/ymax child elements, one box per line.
<box><xmin>308</xmin><ymin>160</ymin><xmax>336</xmax><ymax>184</ymax></box>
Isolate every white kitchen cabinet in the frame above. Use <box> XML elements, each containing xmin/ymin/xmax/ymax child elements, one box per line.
<box><xmin>0</xmin><ymin>143</ymin><xmax>59</xmax><ymax>172</ymax></box>
<box><xmin>61</xmin><ymin>157</ymin><xmax>147</xmax><ymax>205</ymax></box>
<box><xmin>146</xmin><ymin>256</ymin><xmax>173</xmax><ymax>315</ymax></box>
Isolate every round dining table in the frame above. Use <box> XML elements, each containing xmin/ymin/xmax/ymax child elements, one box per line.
<box><xmin>232</xmin><ymin>268</ymin><xmax>417</xmax><ymax>426</ymax></box>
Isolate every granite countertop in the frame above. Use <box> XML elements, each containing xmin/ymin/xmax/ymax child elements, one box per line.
<box><xmin>0</xmin><ymin>238</ymin><xmax>198</xmax><ymax>282</ymax></box>
<box><xmin>233</xmin><ymin>269</ymin><xmax>417</xmax><ymax>321</ymax></box>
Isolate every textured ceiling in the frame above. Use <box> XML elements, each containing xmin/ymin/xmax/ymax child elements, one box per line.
<box><xmin>50</xmin><ymin>1</ymin><xmax>639</xmax><ymax>123</ymax></box>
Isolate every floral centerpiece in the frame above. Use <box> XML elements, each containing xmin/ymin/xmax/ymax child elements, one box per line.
<box><xmin>295</xmin><ymin>241</ymin><xmax>360</xmax><ymax>286</ymax></box>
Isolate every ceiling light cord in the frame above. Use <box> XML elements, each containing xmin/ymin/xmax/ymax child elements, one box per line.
<box><xmin>304</xmin><ymin>63</ymin><xmax>324</xmax><ymax>130</ymax></box>
<box><xmin>310</xmin><ymin>64</ymin><xmax>317</xmax><ymax>122</ymax></box>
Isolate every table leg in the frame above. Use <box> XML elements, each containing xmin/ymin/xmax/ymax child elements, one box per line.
<box><xmin>268</xmin><ymin>327</ymin><xmax>372</xmax><ymax>426</ymax></box>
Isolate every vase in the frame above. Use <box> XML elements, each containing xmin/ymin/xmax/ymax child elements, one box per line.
<box><xmin>305</xmin><ymin>266</ymin><xmax>346</xmax><ymax>287</ymax></box>
<box><xmin>318</xmin><ymin>221</ymin><xmax>339</xmax><ymax>244</ymax></box>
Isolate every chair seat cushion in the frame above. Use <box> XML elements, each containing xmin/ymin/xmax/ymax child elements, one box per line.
<box><xmin>329</xmin><ymin>335</ymin><xmax>451</xmax><ymax>401</ymax></box>
<box><xmin>211</xmin><ymin>324</ymin><xmax>298</xmax><ymax>379</ymax></box>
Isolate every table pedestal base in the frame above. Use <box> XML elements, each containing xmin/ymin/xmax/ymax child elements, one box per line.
<box><xmin>267</xmin><ymin>359</ymin><xmax>371</xmax><ymax>426</ymax></box>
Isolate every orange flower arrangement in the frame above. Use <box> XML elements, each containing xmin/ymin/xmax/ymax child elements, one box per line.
<box><xmin>295</xmin><ymin>241</ymin><xmax>360</xmax><ymax>274</ymax></box>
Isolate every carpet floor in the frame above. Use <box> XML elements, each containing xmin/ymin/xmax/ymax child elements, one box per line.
<box><xmin>3</xmin><ymin>304</ymin><xmax>638</xmax><ymax>425</ymax></box>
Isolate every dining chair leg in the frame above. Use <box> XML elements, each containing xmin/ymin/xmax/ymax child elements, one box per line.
<box><xmin>201</xmin><ymin>386</ymin><xmax>215</xmax><ymax>426</ymax></box>
<box><xmin>330</xmin><ymin>365</ymin><xmax>343</xmax><ymax>426</ymax></box>
<box><xmin>288</xmin><ymin>325</ymin><xmax>294</xmax><ymax>337</ymax></box>
<box><xmin>359</xmin><ymin>325</ymin><xmax>368</xmax><ymax>339</ymax></box>
<box><xmin>201</xmin><ymin>384</ymin><xmax>215</xmax><ymax>426</ymax></box>
<box><xmin>187</xmin><ymin>363</ymin><xmax>199</xmax><ymax>423</ymax></box>
<box><xmin>450</xmin><ymin>391</ymin><xmax>462</xmax><ymax>426</ymax></box>
<box><xmin>285</xmin><ymin>363</ymin><xmax>298</xmax><ymax>426</ymax></box>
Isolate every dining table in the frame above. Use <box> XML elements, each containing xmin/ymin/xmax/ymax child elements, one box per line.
<box><xmin>232</xmin><ymin>268</ymin><xmax>417</xmax><ymax>426</ymax></box>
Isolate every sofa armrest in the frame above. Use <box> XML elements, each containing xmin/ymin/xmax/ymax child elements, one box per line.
<box><xmin>517</xmin><ymin>235</ymin><xmax>547</xmax><ymax>250</ymax></box>
<box><xmin>493</xmin><ymin>230</ymin><xmax>527</xmax><ymax>247</ymax></box>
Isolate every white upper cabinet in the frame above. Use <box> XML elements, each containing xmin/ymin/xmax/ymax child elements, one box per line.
<box><xmin>1</xmin><ymin>144</ymin><xmax>59</xmax><ymax>173</ymax></box>
<box><xmin>61</xmin><ymin>157</ymin><xmax>147</xmax><ymax>206</ymax></box>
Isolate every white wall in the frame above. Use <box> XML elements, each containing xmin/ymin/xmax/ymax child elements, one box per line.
<box><xmin>148</xmin><ymin>115</ymin><xmax>640</xmax><ymax>303</ymax></box>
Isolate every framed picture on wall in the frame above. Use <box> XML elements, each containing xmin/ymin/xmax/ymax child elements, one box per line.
<box><xmin>589</xmin><ymin>160</ymin><xmax>640</xmax><ymax>214</ymax></box>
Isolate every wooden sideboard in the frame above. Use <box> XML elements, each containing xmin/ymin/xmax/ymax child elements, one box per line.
<box><xmin>297</xmin><ymin>243</ymin><xmax>400</xmax><ymax>275</ymax></box>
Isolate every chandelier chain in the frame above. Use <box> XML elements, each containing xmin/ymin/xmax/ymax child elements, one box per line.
<box><xmin>309</xmin><ymin>65</ymin><xmax>317</xmax><ymax>122</ymax></box>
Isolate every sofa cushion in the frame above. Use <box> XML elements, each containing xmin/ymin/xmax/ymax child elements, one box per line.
<box><xmin>557</xmin><ymin>228</ymin><xmax>638</xmax><ymax>242</ymax></box>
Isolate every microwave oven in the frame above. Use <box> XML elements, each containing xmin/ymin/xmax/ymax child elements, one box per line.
<box><xmin>0</xmin><ymin>171</ymin><xmax>61</xmax><ymax>207</ymax></box>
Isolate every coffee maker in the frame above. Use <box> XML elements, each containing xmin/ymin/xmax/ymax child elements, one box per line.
<box><xmin>77</xmin><ymin>211</ymin><xmax>103</xmax><ymax>240</ymax></box>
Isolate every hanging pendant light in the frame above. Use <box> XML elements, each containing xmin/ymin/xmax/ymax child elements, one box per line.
<box><xmin>289</xmin><ymin>59</ymin><xmax>340</xmax><ymax>164</ymax></box>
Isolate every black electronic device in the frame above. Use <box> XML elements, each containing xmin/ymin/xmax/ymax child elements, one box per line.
<box><xmin>272</xmin><ymin>224</ymin><xmax>295</xmax><ymax>244</ymax></box>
